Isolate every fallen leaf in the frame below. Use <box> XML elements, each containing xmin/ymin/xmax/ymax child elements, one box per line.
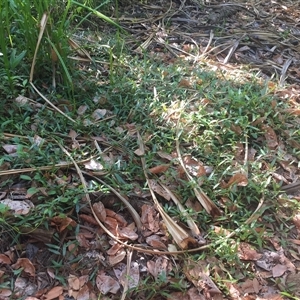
<box><xmin>12</xmin><ymin>258</ymin><xmax>35</xmax><ymax>276</ymax></box>
<box><xmin>238</xmin><ymin>242</ymin><xmax>262</xmax><ymax>261</ymax></box>
<box><xmin>84</xmin><ymin>159</ymin><xmax>104</xmax><ymax>171</ymax></box>
<box><xmin>77</xmin><ymin>284</ymin><xmax>90</xmax><ymax>300</ymax></box>
<box><xmin>114</xmin><ymin>262</ymin><xmax>140</xmax><ymax>289</ymax></box>
<box><xmin>118</xmin><ymin>226</ymin><xmax>138</xmax><ymax>241</ymax></box>
<box><xmin>178</xmin><ymin>79</ymin><xmax>192</xmax><ymax>88</ymax></box>
<box><xmin>222</xmin><ymin>173</ymin><xmax>248</xmax><ymax>188</ymax></box>
<box><xmin>0</xmin><ymin>254</ymin><xmax>11</xmax><ymax>264</ymax></box>
<box><xmin>262</xmin><ymin>124</ymin><xmax>278</xmax><ymax>149</ymax></box>
<box><xmin>107</xmin><ymin>243</ymin><xmax>124</xmax><ymax>256</ymax></box>
<box><xmin>157</xmin><ymin>151</ymin><xmax>174</xmax><ymax>161</ymax></box>
<box><xmin>3</xmin><ymin>144</ymin><xmax>18</xmax><ymax>154</ymax></box>
<box><xmin>106</xmin><ymin>210</ymin><xmax>127</xmax><ymax>227</ymax></box>
<box><xmin>149</xmin><ymin>164</ymin><xmax>170</xmax><ymax>174</ymax></box>
<box><xmin>51</xmin><ymin>215</ymin><xmax>76</xmax><ymax>232</ymax></box>
<box><xmin>134</xmin><ymin>148</ymin><xmax>144</xmax><ymax>156</ymax></box>
<box><xmin>93</xmin><ymin>202</ymin><xmax>106</xmax><ymax>222</ymax></box>
<box><xmin>0</xmin><ymin>199</ymin><xmax>34</xmax><ymax>215</ymax></box>
<box><xmin>108</xmin><ymin>249</ymin><xmax>126</xmax><ymax>266</ymax></box>
<box><xmin>43</xmin><ymin>286</ymin><xmax>63</xmax><ymax>300</ymax></box>
<box><xmin>239</xmin><ymin>279</ymin><xmax>256</xmax><ymax>294</ymax></box>
<box><xmin>96</xmin><ymin>271</ymin><xmax>120</xmax><ymax>294</ymax></box>
<box><xmin>92</xmin><ymin>109</ymin><xmax>107</xmax><ymax>120</ymax></box>
<box><xmin>141</xmin><ymin>204</ymin><xmax>160</xmax><ymax>234</ymax></box>
<box><xmin>68</xmin><ymin>275</ymin><xmax>80</xmax><ymax>290</ymax></box>
<box><xmin>184</xmin><ymin>260</ymin><xmax>221</xmax><ymax>295</ymax></box>
<box><xmin>147</xmin><ymin>257</ymin><xmax>171</xmax><ymax>279</ymax></box>
<box><xmin>77</xmin><ymin>105</ymin><xmax>89</xmax><ymax>115</ymax></box>
<box><xmin>146</xmin><ymin>235</ymin><xmax>167</xmax><ymax>249</ymax></box>
<box><xmin>272</xmin><ymin>264</ymin><xmax>287</xmax><ymax>277</ymax></box>
<box><xmin>0</xmin><ymin>289</ymin><xmax>12</xmax><ymax>297</ymax></box>
<box><xmin>148</xmin><ymin>179</ymin><xmax>171</xmax><ymax>200</ymax></box>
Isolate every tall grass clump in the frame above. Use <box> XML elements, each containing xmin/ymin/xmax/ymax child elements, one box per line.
<box><xmin>0</xmin><ymin>0</ymin><xmax>119</xmax><ymax>99</ymax></box>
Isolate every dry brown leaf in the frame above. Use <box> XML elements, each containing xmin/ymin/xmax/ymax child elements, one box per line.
<box><xmin>239</xmin><ymin>279</ymin><xmax>257</xmax><ymax>294</ymax></box>
<box><xmin>184</xmin><ymin>260</ymin><xmax>221</xmax><ymax>295</ymax></box>
<box><xmin>79</xmin><ymin>214</ymin><xmax>99</xmax><ymax>226</ymax></box>
<box><xmin>146</xmin><ymin>235</ymin><xmax>167</xmax><ymax>250</ymax></box>
<box><xmin>134</xmin><ymin>148</ymin><xmax>144</xmax><ymax>156</ymax></box>
<box><xmin>238</xmin><ymin>242</ymin><xmax>262</xmax><ymax>261</ymax></box>
<box><xmin>43</xmin><ymin>286</ymin><xmax>63</xmax><ymax>300</ymax></box>
<box><xmin>0</xmin><ymin>254</ymin><xmax>11</xmax><ymax>265</ymax></box>
<box><xmin>141</xmin><ymin>204</ymin><xmax>160</xmax><ymax>233</ymax></box>
<box><xmin>148</xmin><ymin>179</ymin><xmax>171</xmax><ymax>201</ymax></box>
<box><xmin>108</xmin><ymin>249</ymin><xmax>126</xmax><ymax>266</ymax></box>
<box><xmin>76</xmin><ymin>233</ymin><xmax>90</xmax><ymax>248</ymax></box>
<box><xmin>147</xmin><ymin>257</ymin><xmax>171</xmax><ymax>279</ymax></box>
<box><xmin>114</xmin><ymin>262</ymin><xmax>140</xmax><ymax>289</ymax></box>
<box><xmin>77</xmin><ymin>284</ymin><xmax>90</xmax><ymax>300</ymax></box>
<box><xmin>272</xmin><ymin>264</ymin><xmax>287</xmax><ymax>278</ymax></box>
<box><xmin>0</xmin><ymin>289</ymin><xmax>12</xmax><ymax>298</ymax></box>
<box><xmin>68</xmin><ymin>274</ymin><xmax>80</xmax><ymax>290</ymax></box>
<box><xmin>51</xmin><ymin>215</ymin><xmax>76</xmax><ymax>232</ymax></box>
<box><xmin>183</xmin><ymin>155</ymin><xmax>206</xmax><ymax>177</ymax></box>
<box><xmin>157</xmin><ymin>151</ymin><xmax>174</xmax><ymax>161</ymax></box>
<box><xmin>262</xmin><ymin>124</ymin><xmax>278</xmax><ymax>149</ymax></box>
<box><xmin>293</xmin><ymin>214</ymin><xmax>300</xmax><ymax>230</ymax></box>
<box><xmin>96</xmin><ymin>271</ymin><xmax>120</xmax><ymax>294</ymax></box>
<box><xmin>106</xmin><ymin>209</ymin><xmax>127</xmax><ymax>227</ymax></box>
<box><xmin>78</xmin><ymin>275</ymin><xmax>89</xmax><ymax>289</ymax></box>
<box><xmin>2</xmin><ymin>144</ymin><xmax>18</xmax><ymax>154</ymax></box>
<box><xmin>234</xmin><ymin>142</ymin><xmax>244</xmax><ymax>161</ymax></box>
<box><xmin>12</xmin><ymin>258</ymin><xmax>35</xmax><ymax>276</ymax></box>
<box><xmin>93</xmin><ymin>202</ymin><xmax>106</xmax><ymax>222</ymax></box>
<box><xmin>168</xmin><ymin>287</ymin><xmax>206</xmax><ymax>300</ymax></box>
<box><xmin>222</xmin><ymin>173</ymin><xmax>248</xmax><ymax>188</ymax></box>
<box><xmin>118</xmin><ymin>226</ymin><xmax>138</xmax><ymax>241</ymax></box>
<box><xmin>178</xmin><ymin>79</ymin><xmax>192</xmax><ymax>88</ymax></box>
<box><xmin>149</xmin><ymin>164</ymin><xmax>170</xmax><ymax>174</ymax></box>
<box><xmin>107</xmin><ymin>243</ymin><xmax>124</xmax><ymax>256</ymax></box>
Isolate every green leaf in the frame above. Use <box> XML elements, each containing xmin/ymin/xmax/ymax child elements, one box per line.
<box><xmin>20</xmin><ymin>175</ymin><xmax>32</xmax><ymax>181</ymax></box>
<box><xmin>26</xmin><ymin>187</ymin><xmax>39</xmax><ymax>195</ymax></box>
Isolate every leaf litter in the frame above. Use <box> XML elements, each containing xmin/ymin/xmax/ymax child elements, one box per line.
<box><xmin>1</xmin><ymin>0</ymin><xmax>300</xmax><ymax>299</ymax></box>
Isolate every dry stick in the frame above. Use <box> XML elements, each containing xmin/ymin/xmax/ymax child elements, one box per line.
<box><xmin>137</xmin><ymin>132</ymin><xmax>201</xmax><ymax>250</ymax></box>
<box><xmin>175</xmin><ymin>136</ymin><xmax>221</xmax><ymax>216</ymax></box>
<box><xmin>0</xmin><ymin>164</ymin><xmax>72</xmax><ymax>176</ymax></box>
<box><xmin>174</xmin><ymin>100</ymin><xmax>221</xmax><ymax>216</ymax></box>
<box><xmin>120</xmin><ymin>248</ymin><xmax>133</xmax><ymax>300</ymax></box>
<box><xmin>279</xmin><ymin>57</ymin><xmax>293</xmax><ymax>87</ymax></box>
<box><xmin>244</xmin><ymin>135</ymin><xmax>249</xmax><ymax>178</ymax></box>
<box><xmin>199</xmin><ymin>30</ymin><xmax>214</xmax><ymax>59</ymax></box>
<box><xmin>29</xmin><ymin>83</ymin><xmax>76</xmax><ymax>124</ymax></box>
<box><xmin>160</xmin><ymin>182</ymin><xmax>201</xmax><ymax>236</ymax></box>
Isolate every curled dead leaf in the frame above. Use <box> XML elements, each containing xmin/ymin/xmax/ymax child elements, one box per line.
<box><xmin>149</xmin><ymin>164</ymin><xmax>170</xmax><ymax>174</ymax></box>
<box><xmin>222</xmin><ymin>173</ymin><xmax>248</xmax><ymax>188</ymax></box>
<box><xmin>12</xmin><ymin>258</ymin><xmax>35</xmax><ymax>276</ymax></box>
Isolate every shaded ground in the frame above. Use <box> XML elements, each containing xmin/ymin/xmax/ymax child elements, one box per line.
<box><xmin>1</xmin><ymin>0</ymin><xmax>300</xmax><ymax>299</ymax></box>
